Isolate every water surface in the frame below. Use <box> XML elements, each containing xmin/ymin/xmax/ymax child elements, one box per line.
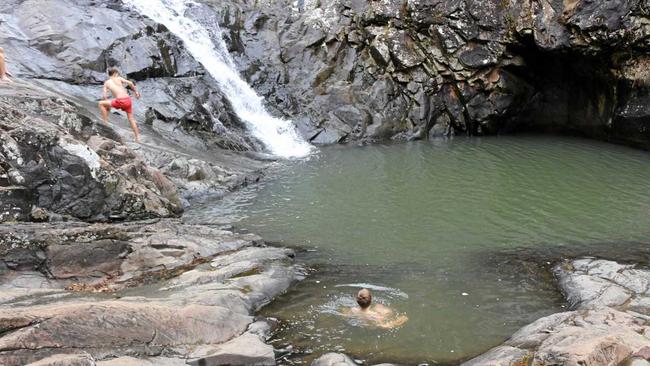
<box><xmin>186</xmin><ymin>136</ymin><xmax>650</xmax><ymax>364</ymax></box>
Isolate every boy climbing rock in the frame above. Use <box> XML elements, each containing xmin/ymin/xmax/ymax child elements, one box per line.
<box><xmin>98</xmin><ymin>67</ymin><xmax>141</xmax><ymax>142</ymax></box>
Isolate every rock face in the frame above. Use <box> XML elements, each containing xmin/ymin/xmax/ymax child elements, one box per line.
<box><xmin>0</xmin><ymin>82</ymin><xmax>183</xmax><ymax>222</ymax></box>
<box><xmin>461</xmin><ymin>258</ymin><xmax>650</xmax><ymax>366</ymax></box>
<box><xmin>0</xmin><ymin>0</ymin><xmax>269</xmax><ymax>211</ymax></box>
<box><xmin>0</xmin><ymin>219</ymin><xmax>302</xmax><ymax>365</ymax></box>
<box><xmin>0</xmin><ymin>0</ymin><xmax>259</xmax><ymax>153</ymax></box>
<box><xmin>4</xmin><ymin>0</ymin><xmax>648</xmax><ymax>152</ymax></box>
<box><xmin>2</xmin><ymin>0</ymin><xmax>648</xmax><ymax>221</ymax></box>
<box><xmin>205</xmin><ymin>0</ymin><xmax>650</xmax><ymax>148</ymax></box>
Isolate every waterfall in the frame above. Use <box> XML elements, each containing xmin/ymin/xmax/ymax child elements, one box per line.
<box><xmin>124</xmin><ymin>0</ymin><xmax>312</xmax><ymax>158</ymax></box>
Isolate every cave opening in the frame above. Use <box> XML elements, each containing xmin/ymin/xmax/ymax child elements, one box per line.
<box><xmin>502</xmin><ymin>34</ymin><xmax>620</xmax><ymax>142</ymax></box>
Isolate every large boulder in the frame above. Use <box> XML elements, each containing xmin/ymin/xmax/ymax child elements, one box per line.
<box><xmin>0</xmin><ymin>302</ymin><xmax>252</xmax><ymax>365</ymax></box>
<box><xmin>187</xmin><ymin>332</ymin><xmax>275</xmax><ymax>366</ymax></box>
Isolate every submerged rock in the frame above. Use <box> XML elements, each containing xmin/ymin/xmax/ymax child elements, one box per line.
<box><xmin>311</xmin><ymin>352</ymin><xmax>357</xmax><ymax>366</ymax></box>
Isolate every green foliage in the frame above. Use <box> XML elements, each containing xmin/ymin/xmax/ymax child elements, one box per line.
<box><xmin>497</xmin><ymin>0</ymin><xmax>511</xmax><ymax>11</ymax></box>
<box><xmin>504</xmin><ymin>13</ymin><xmax>516</xmax><ymax>33</ymax></box>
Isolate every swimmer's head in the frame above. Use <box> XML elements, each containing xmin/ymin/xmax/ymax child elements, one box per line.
<box><xmin>357</xmin><ymin>288</ymin><xmax>372</xmax><ymax>309</ymax></box>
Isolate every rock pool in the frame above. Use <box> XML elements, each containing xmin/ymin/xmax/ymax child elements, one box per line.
<box><xmin>186</xmin><ymin>136</ymin><xmax>650</xmax><ymax>364</ymax></box>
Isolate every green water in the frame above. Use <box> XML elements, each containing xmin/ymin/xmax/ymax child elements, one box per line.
<box><xmin>186</xmin><ymin>136</ymin><xmax>650</xmax><ymax>364</ymax></box>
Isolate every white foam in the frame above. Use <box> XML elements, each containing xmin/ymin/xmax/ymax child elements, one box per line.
<box><xmin>335</xmin><ymin>283</ymin><xmax>409</xmax><ymax>299</ymax></box>
<box><xmin>124</xmin><ymin>0</ymin><xmax>312</xmax><ymax>158</ymax></box>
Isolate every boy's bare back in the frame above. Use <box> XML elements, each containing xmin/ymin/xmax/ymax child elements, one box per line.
<box><xmin>344</xmin><ymin>289</ymin><xmax>409</xmax><ymax>329</ymax></box>
<box><xmin>104</xmin><ymin>77</ymin><xmax>130</xmax><ymax>99</ymax></box>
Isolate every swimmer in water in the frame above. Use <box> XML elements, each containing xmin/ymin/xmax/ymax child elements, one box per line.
<box><xmin>344</xmin><ymin>288</ymin><xmax>408</xmax><ymax>329</ymax></box>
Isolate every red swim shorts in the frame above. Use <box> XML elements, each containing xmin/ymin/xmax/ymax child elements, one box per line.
<box><xmin>110</xmin><ymin>97</ymin><xmax>133</xmax><ymax>114</ymax></box>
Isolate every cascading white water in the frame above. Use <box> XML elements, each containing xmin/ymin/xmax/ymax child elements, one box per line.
<box><xmin>124</xmin><ymin>0</ymin><xmax>312</xmax><ymax>158</ymax></box>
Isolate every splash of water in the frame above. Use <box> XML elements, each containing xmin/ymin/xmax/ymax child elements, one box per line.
<box><xmin>124</xmin><ymin>0</ymin><xmax>312</xmax><ymax>158</ymax></box>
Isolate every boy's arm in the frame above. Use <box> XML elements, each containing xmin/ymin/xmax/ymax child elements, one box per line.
<box><xmin>379</xmin><ymin>315</ymin><xmax>408</xmax><ymax>329</ymax></box>
<box><xmin>102</xmin><ymin>82</ymin><xmax>109</xmax><ymax>100</ymax></box>
<box><xmin>375</xmin><ymin>304</ymin><xmax>393</xmax><ymax>315</ymax></box>
<box><xmin>121</xmin><ymin>77</ymin><xmax>141</xmax><ymax>99</ymax></box>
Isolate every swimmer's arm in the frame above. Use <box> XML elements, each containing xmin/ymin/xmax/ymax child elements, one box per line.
<box><xmin>378</xmin><ymin>315</ymin><xmax>408</xmax><ymax>329</ymax></box>
<box><xmin>341</xmin><ymin>307</ymin><xmax>359</xmax><ymax>316</ymax></box>
<box><xmin>374</xmin><ymin>304</ymin><xmax>394</xmax><ymax>316</ymax></box>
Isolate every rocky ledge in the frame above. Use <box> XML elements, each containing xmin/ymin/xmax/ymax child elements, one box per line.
<box><xmin>0</xmin><ymin>219</ymin><xmax>303</xmax><ymax>365</ymax></box>
<box><xmin>463</xmin><ymin>258</ymin><xmax>650</xmax><ymax>366</ymax></box>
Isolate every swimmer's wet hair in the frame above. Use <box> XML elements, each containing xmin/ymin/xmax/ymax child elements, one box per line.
<box><xmin>357</xmin><ymin>289</ymin><xmax>372</xmax><ymax>308</ymax></box>
<box><xmin>107</xmin><ymin>67</ymin><xmax>119</xmax><ymax>76</ymax></box>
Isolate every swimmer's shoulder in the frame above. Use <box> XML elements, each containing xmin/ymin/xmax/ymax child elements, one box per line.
<box><xmin>373</xmin><ymin>303</ymin><xmax>392</xmax><ymax>313</ymax></box>
<box><xmin>344</xmin><ymin>307</ymin><xmax>360</xmax><ymax>315</ymax></box>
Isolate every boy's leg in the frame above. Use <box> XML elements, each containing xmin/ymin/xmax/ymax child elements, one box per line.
<box><xmin>98</xmin><ymin>100</ymin><xmax>112</xmax><ymax>124</ymax></box>
<box><xmin>0</xmin><ymin>48</ymin><xmax>11</xmax><ymax>82</ymax></box>
<box><xmin>127</xmin><ymin>112</ymin><xmax>141</xmax><ymax>143</ymax></box>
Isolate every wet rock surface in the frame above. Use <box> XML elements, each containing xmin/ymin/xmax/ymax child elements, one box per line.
<box><xmin>0</xmin><ymin>0</ymin><xmax>259</xmax><ymax>152</ymax></box>
<box><xmin>0</xmin><ymin>219</ymin><xmax>303</xmax><ymax>365</ymax></box>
